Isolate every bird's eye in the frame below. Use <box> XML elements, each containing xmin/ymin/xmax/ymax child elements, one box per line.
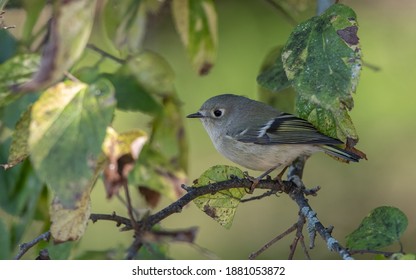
<box><xmin>213</xmin><ymin>109</ymin><xmax>224</xmax><ymax>118</ymax></box>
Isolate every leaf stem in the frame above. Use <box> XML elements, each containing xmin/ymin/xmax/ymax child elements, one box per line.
<box><xmin>86</xmin><ymin>44</ymin><xmax>125</xmax><ymax>64</ymax></box>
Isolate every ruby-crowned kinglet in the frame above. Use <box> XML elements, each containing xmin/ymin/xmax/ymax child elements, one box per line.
<box><xmin>187</xmin><ymin>94</ymin><xmax>362</xmax><ymax>177</ymax></box>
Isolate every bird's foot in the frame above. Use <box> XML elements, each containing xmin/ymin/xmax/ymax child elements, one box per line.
<box><xmin>243</xmin><ymin>172</ymin><xmax>259</xmax><ymax>194</ymax></box>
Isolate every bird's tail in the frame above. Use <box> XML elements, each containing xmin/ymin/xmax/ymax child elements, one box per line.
<box><xmin>322</xmin><ymin>145</ymin><xmax>364</xmax><ymax>163</ymax></box>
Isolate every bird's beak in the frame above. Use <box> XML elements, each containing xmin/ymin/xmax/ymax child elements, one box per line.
<box><xmin>186</xmin><ymin>112</ymin><xmax>204</xmax><ymax>118</ymax></box>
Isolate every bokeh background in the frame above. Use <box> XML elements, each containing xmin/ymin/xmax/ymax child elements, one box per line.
<box><xmin>5</xmin><ymin>0</ymin><xmax>416</xmax><ymax>259</ymax></box>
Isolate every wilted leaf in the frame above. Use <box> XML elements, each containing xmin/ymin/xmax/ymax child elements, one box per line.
<box><xmin>102</xmin><ymin>127</ymin><xmax>148</xmax><ymax>198</ymax></box>
<box><xmin>15</xmin><ymin>0</ymin><xmax>96</xmax><ymax>92</ymax></box>
<box><xmin>102</xmin><ymin>127</ymin><xmax>148</xmax><ymax>161</ymax></box>
<box><xmin>29</xmin><ymin>80</ymin><xmax>115</xmax><ymax>208</ymax></box>
<box><xmin>346</xmin><ymin>206</ymin><xmax>408</xmax><ymax>250</ymax></box>
<box><xmin>172</xmin><ymin>0</ymin><xmax>217</xmax><ymax>75</ymax></box>
<box><xmin>282</xmin><ymin>4</ymin><xmax>361</xmax><ymax>142</ymax></box>
<box><xmin>50</xmin><ymin>189</ymin><xmax>91</xmax><ymax>243</ymax></box>
<box><xmin>193</xmin><ymin>165</ymin><xmax>246</xmax><ymax>229</ymax></box>
<box><xmin>138</xmin><ymin>187</ymin><xmax>161</xmax><ymax>208</ymax></box>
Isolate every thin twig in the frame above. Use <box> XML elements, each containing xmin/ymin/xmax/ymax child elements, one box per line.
<box><xmin>286</xmin><ymin>156</ymin><xmax>353</xmax><ymax>259</ymax></box>
<box><xmin>116</xmin><ymin>193</ymin><xmax>141</xmax><ymax>219</ymax></box>
<box><xmin>249</xmin><ymin>222</ymin><xmax>297</xmax><ymax>259</ymax></box>
<box><xmin>299</xmin><ymin>232</ymin><xmax>311</xmax><ymax>259</ymax></box>
<box><xmin>14</xmin><ymin>231</ymin><xmax>51</xmax><ymax>260</ymax></box>
<box><xmin>123</xmin><ymin>181</ymin><xmax>139</xmax><ymax>231</ymax></box>
<box><xmin>295</xmin><ymin>195</ymin><xmax>353</xmax><ymax>260</ymax></box>
<box><xmin>87</xmin><ymin>44</ymin><xmax>125</xmax><ymax>64</ymax></box>
<box><xmin>90</xmin><ymin>212</ymin><xmax>133</xmax><ymax>231</ymax></box>
<box><xmin>143</xmin><ymin>178</ymin><xmax>284</xmax><ymax>229</ymax></box>
<box><xmin>288</xmin><ymin>215</ymin><xmax>309</xmax><ymax>259</ymax></box>
<box><xmin>123</xmin><ymin>179</ymin><xmax>145</xmax><ymax>260</ymax></box>
<box><xmin>240</xmin><ymin>189</ymin><xmax>279</xmax><ymax>202</ymax></box>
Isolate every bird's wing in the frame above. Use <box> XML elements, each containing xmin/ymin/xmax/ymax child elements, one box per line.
<box><xmin>231</xmin><ymin>113</ymin><xmax>343</xmax><ymax>145</ymax></box>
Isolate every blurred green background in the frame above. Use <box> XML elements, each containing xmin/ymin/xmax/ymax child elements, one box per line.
<box><xmin>5</xmin><ymin>0</ymin><xmax>416</xmax><ymax>259</ymax></box>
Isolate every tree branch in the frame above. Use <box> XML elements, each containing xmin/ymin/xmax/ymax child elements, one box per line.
<box><xmin>113</xmin><ymin>172</ymin><xmax>353</xmax><ymax>259</ymax></box>
<box><xmin>14</xmin><ymin>231</ymin><xmax>51</xmax><ymax>260</ymax></box>
<box><xmin>90</xmin><ymin>212</ymin><xmax>133</xmax><ymax>231</ymax></box>
<box><xmin>286</xmin><ymin>156</ymin><xmax>353</xmax><ymax>259</ymax></box>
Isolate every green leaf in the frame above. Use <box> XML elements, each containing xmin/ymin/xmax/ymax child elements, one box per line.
<box><xmin>346</xmin><ymin>206</ymin><xmax>408</xmax><ymax>250</ymax></box>
<box><xmin>3</xmin><ymin>105</ymin><xmax>32</xmax><ymax>169</ymax></box>
<box><xmin>46</xmin><ymin>242</ymin><xmax>74</xmax><ymax>260</ymax></box>
<box><xmin>113</xmin><ymin>0</ymin><xmax>146</xmax><ymax>55</ymax></box>
<box><xmin>257</xmin><ymin>46</ymin><xmax>295</xmax><ymax>114</ymax></box>
<box><xmin>73</xmin><ymin>66</ymin><xmax>101</xmax><ymax>84</ymax></box>
<box><xmin>150</xmin><ymin>96</ymin><xmax>188</xmax><ymax>171</ymax></box>
<box><xmin>103</xmin><ymin>65</ymin><xmax>163</xmax><ymax>115</ymax></box>
<box><xmin>193</xmin><ymin>165</ymin><xmax>246</xmax><ymax>229</ymax></box>
<box><xmin>129</xmin><ymin>146</ymin><xmax>185</xmax><ymax>203</ymax></box>
<box><xmin>257</xmin><ymin>46</ymin><xmax>291</xmax><ymax>93</ymax></box>
<box><xmin>282</xmin><ymin>4</ymin><xmax>361</xmax><ymax>141</ymax></box>
<box><xmin>99</xmin><ymin>0</ymin><xmax>165</xmax><ymax>56</ymax></box>
<box><xmin>0</xmin><ymin>219</ymin><xmax>11</xmax><ymax>259</ymax></box>
<box><xmin>16</xmin><ymin>0</ymin><xmax>96</xmax><ymax>92</ymax></box>
<box><xmin>390</xmin><ymin>253</ymin><xmax>416</xmax><ymax>260</ymax></box>
<box><xmin>28</xmin><ymin>80</ymin><xmax>115</xmax><ymax>208</ymax></box>
<box><xmin>172</xmin><ymin>0</ymin><xmax>217</xmax><ymax>75</ymax></box>
<box><xmin>104</xmin><ymin>51</ymin><xmax>178</xmax><ymax>114</ymax></box>
<box><xmin>0</xmin><ymin>159</ymin><xmax>45</xmax><ymax>247</ymax></box>
<box><xmin>0</xmin><ymin>30</ymin><xmax>17</xmax><ymax>63</ymax></box>
<box><xmin>0</xmin><ymin>54</ymin><xmax>40</xmax><ymax>107</ymax></box>
<box><xmin>126</xmin><ymin>51</ymin><xmax>176</xmax><ymax>95</ymax></box>
<box><xmin>21</xmin><ymin>0</ymin><xmax>45</xmax><ymax>43</ymax></box>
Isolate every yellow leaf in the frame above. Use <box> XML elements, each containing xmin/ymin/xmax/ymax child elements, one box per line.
<box><xmin>50</xmin><ymin>189</ymin><xmax>91</xmax><ymax>243</ymax></box>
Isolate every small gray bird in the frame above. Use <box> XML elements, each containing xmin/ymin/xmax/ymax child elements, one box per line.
<box><xmin>187</xmin><ymin>94</ymin><xmax>362</xmax><ymax>179</ymax></box>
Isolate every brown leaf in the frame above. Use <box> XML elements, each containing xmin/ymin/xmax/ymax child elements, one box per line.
<box><xmin>138</xmin><ymin>186</ymin><xmax>161</xmax><ymax>208</ymax></box>
<box><xmin>346</xmin><ymin>137</ymin><xmax>368</xmax><ymax>160</ymax></box>
<box><xmin>102</xmin><ymin>127</ymin><xmax>147</xmax><ymax>198</ymax></box>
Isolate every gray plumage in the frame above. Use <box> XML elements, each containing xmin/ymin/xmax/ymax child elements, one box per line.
<box><xmin>187</xmin><ymin>94</ymin><xmax>361</xmax><ymax>171</ymax></box>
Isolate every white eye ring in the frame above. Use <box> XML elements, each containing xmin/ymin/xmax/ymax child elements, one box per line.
<box><xmin>212</xmin><ymin>108</ymin><xmax>225</xmax><ymax>118</ymax></box>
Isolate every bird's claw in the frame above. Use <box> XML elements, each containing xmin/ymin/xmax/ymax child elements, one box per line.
<box><xmin>243</xmin><ymin>172</ymin><xmax>259</xmax><ymax>194</ymax></box>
